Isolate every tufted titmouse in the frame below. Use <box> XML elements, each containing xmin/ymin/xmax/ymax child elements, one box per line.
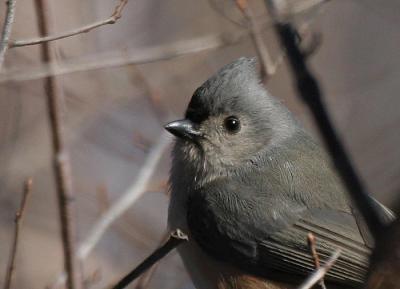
<box><xmin>165</xmin><ymin>58</ymin><xmax>394</xmax><ymax>289</ymax></box>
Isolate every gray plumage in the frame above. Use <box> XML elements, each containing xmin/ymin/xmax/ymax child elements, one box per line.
<box><xmin>166</xmin><ymin>57</ymin><xmax>394</xmax><ymax>289</ymax></box>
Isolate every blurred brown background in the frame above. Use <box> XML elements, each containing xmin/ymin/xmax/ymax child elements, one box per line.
<box><xmin>0</xmin><ymin>0</ymin><xmax>399</xmax><ymax>288</ymax></box>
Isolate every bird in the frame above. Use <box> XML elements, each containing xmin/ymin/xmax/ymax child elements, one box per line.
<box><xmin>164</xmin><ymin>57</ymin><xmax>394</xmax><ymax>289</ymax></box>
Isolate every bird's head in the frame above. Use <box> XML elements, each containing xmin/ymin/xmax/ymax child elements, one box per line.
<box><xmin>165</xmin><ymin>57</ymin><xmax>297</xmax><ymax>181</ymax></box>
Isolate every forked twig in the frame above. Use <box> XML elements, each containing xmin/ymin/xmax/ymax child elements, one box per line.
<box><xmin>307</xmin><ymin>233</ymin><xmax>326</xmax><ymax>289</ymax></box>
<box><xmin>11</xmin><ymin>0</ymin><xmax>128</xmax><ymax>47</ymax></box>
<box><xmin>0</xmin><ymin>0</ymin><xmax>17</xmax><ymax>70</ymax></box>
<box><xmin>297</xmin><ymin>250</ymin><xmax>341</xmax><ymax>289</ymax></box>
<box><xmin>3</xmin><ymin>178</ymin><xmax>33</xmax><ymax>289</ymax></box>
<box><xmin>112</xmin><ymin>229</ymin><xmax>189</xmax><ymax>289</ymax></box>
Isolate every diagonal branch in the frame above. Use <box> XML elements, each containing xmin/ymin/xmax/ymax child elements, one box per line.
<box><xmin>10</xmin><ymin>0</ymin><xmax>128</xmax><ymax>48</ymax></box>
<box><xmin>3</xmin><ymin>178</ymin><xmax>33</xmax><ymax>289</ymax></box>
<box><xmin>0</xmin><ymin>0</ymin><xmax>17</xmax><ymax>70</ymax></box>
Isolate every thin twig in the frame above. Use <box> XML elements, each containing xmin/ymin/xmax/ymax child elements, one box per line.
<box><xmin>0</xmin><ymin>0</ymin><xmax>17</xmax><ymax>70</ymax></box>
<box><xmin>112</xmin><ymin>229</ymin><xmax>189</xmax><ymax>289</ymax></box>
<box><xmin>307</xmin><ymin>233</ymin><xmax>326</xmax><ymax>289</ymax></box>
<box><xmin>51</xmin><ymin>133</ymin><xmax>171</xmax><ymax>289</ymax></box>
<box><xmin>3</xmin><ymin>178</ymin><xmax>33</xmax><ymax>289</ymax></box>
<box><xmin>34</xmin><ymin>1</ymin><xmax>80</xmax><ymax>289</ymax></box>
<box><xmin>0</xmin><ymin>32</ymin><xmax>245</xmax><ymax>83</ymax></box>
<box><xmin>11</xmin><ymin>0</ymin><xmax>128</xmax><ymax>47</ymax></box>
<box><xmin>264</xmin><ymin>0</ymin><xmax>385</xmax><ymax>239</ymax></box>
<box><xmin>235</xmin><ymin>0</ymin><xmax>278</xmax><ymax>81</ymax></box>
<box><xmin>297</xmin><ymin>249</ymin><xmax>341</xmax><ymax>289</ymax></box>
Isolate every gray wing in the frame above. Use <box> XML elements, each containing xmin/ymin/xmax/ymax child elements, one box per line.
<box><xmin>259</xmin><ymin>208</ymin><xmax>370</xmax><ymax>286</ymax></box>
<box><xmin>188</xmin><ymin>180</ymin><xmax>375</xmax><ymax>287</ymax></box>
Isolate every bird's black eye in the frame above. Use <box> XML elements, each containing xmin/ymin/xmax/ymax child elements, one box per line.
<box><xmin>224</xmin><ymin>116</ymin><xmax>241</xmax><ymax>133</ymax></box>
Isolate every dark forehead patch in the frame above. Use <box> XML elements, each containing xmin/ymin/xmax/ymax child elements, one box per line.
<box><xmin>185</xmin><ymin>85</ymin><xmax>230</xmax><ymax>123</ymax></box>
<box><xmin>185</xmin><ymin>87</ymin><xmax>211</xmax><ymax>123</ymax></box>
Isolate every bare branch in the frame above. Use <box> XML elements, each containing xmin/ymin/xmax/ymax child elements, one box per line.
<box><xmin>10</xmin><ymin>0</ymin><xmax>128</xmax><ymax>48</ymax></box>
<box><xmin>297</xmin><ymin>250</ymin><xmax>341</xmax><ymax>289</ymax></box>
<box><xmin>112</xmin><ymin>229</ymin><xmax>189</xmax><ymax>289</ymax></box>
<box><xmin>51</xmin><ymin>133</ymin><xmax>171</xmax><ymax>289</ymax></box>
<box><xmin>3</xmin><ymin>178</ymin><xmax>33</xmax><ymax>289</ymax></box>
<box><xmin>34</xmin><ymin>1</ymin><xmax>80</xmax><ymax>288</ymax></box>
<box><xmin>0</xmin><ymin>32</ymin><xmax>245</xmax><ymax>83</ymax></box>
<box><xmin>235</xmin><ymin>0</ymin><xmax>278</xmax><ymax>81</ymax></box>
<box><xmin>0</xmin><ymin>0</ymin><xmax>17</xmax><ymax>70</ymax></box>
<box><xmin>307</xmin><ymin>233</ymin><xmax>326</xmax><ymax>289</ymax></box>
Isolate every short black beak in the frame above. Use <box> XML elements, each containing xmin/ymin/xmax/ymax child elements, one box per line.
<box><xmin>164</xmin><ymin>119</ymin><xmax>203</xmax><ymax>140</ymax></box>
